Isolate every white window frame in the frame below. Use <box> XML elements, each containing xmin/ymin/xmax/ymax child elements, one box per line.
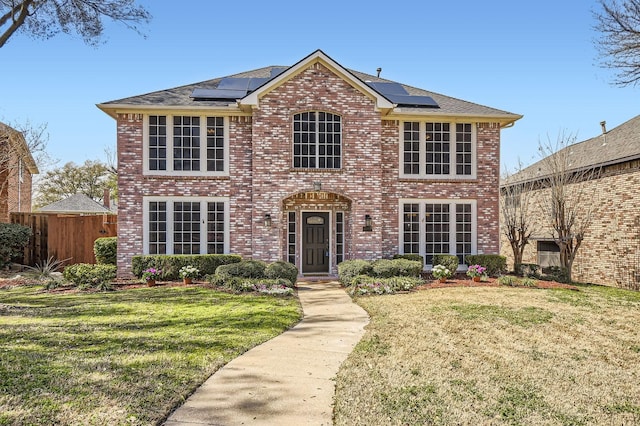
<box><xmin>143</xmin><ymin>114</ymin><xmax>230</xmax><ymax>176</ymax></box>
<box><xmin>398</xmin><ymin>199</ymin><xmax>477</xmax><ymax>269</ymax></box>
<box><xmin>142</xmin><ymin>196</ymin><xmax>230</xmax><ymax>255</ymax></box>
<box><xmin>292</xmin><ymin>111</ymin><xmax>343</xmax><ymax>170</ymax></box>
<box><xmin>399</xmin><ymin>121</ymin><xmax>477</xmax><ymax>179</ymax></box>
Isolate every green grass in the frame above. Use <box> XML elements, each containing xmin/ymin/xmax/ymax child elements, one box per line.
<box><xmin>334</xmin><ymin>285</ymin><xmax>640</xmax><ymax>425</ymax></box>
<box><xmin>0</xmin><ymin>285</ymin><xmax>301</xmax><ymax>425</ymax></box>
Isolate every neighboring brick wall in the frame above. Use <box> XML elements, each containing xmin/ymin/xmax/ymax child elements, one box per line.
<box><xmin>0</xmin><ymin>149</ymin><xmax>34</xmax><ymax>223</ymax></box>
<box><xmin>499</xmin><ymin>161</ymin><xmax>640</xmax><ymax>286</ymax></box>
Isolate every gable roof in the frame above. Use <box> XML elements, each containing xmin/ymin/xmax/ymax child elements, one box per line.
<box><xmin>38</xmin><ymin>193</ymin><xmax>114</xmax><ymax>214</ymax></box>
<box><xmin>0</xmin><ymin>122</ymin><xmax>39</xmax><ymax>174</ymax></box>
<box><xmin>504</xmin><ymin>114</ymin><xmax>640</xmax><ymax>185</ymax></box>
<box><xmin>98</xmin><ymin>49</ymin><xmax>521</xmax><ymax>126</ymax></box>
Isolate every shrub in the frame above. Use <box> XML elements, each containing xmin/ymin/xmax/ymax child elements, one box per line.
<box><xmin>432</xmin><ymin>254</ymin><xmax>459</xmax><ymax>275</ymax></box>
<box><xmin>465</xmin><ymin>254</ymin><xmax>507</xmax><ymax>277</ymax></box>
<box><xmin>215</xmin><ymin>260</ymin><xmax>267</xmax><ymax>280</ymax></box>
<box><xmin>348</xmin><ymin>275</ymin><xmax>423</xmax><ymax>296</ymax></box>
<box><xmin>337</xmin><ymin>260</ymin><xmax>373</xmax><ymax>286</ymax></box>
<box><xmin>63</xmin><ymin>263</ymin><xmax>116</xmax><ymax>290</ymax></box>
<box><xmin>94</xmin><ymin>237</ymin><xmax>117</xmax><ymax>265</ymax></box>
<box><xmin>543</xmin><ymin>266</ymin><xmax>570</xmax><ymax>283</ymax></box>
<box><xmin>131</xmin><ymin>254</ymin><xmax>241</xmax><ymax>280</ymax></box>
<box><xmin>497</xmin><ymin>275</ymin><xmax>518</xmax><ymax>286</ymax></box>
<box><xmin>210</xmin><ymin>276</ymin><xmax>294</xmax><ymax>293</ymax></box>
<box><xmin>516</xmin><ymin>263</ymin><xmax>541</xmax><ymax>278</ymax></box>
<box><xmin>392</xmin><ymin>254</ymin><xmax>424</xmax><ymax>264</ymax></box>
<box><xmin>265</xmin><ymin>261</ymin><xmax>299</xmax><ymax>284</ymax></box>
<box><xmin>371</xmin><ymin>259</ymin><xmax>422</xmax><ymax>278</ymax></box>
<box><xmin>0</xmin><ymin>223</ymin><xmax>31</xmax><ymax>268</ymax></box>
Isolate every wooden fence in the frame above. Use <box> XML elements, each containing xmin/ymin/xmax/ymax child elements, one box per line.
<box><xmin>10</xmin><ymin>213</ymin><xmax>117</xmax><ymax>266</ymax></box>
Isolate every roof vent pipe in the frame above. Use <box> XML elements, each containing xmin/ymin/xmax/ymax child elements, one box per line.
<box><xmin>600</xmin><ymin>120</ymin><xmax>607</xmax><ymax>134</ymax></box>
<box><xmin>376</xmin><ymin>67</ymin><xmax>382</xmax><ymax>78</ymax></box>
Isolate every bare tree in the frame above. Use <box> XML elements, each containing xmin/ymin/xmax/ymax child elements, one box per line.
<box><xmin>0</xmin><ymin>0</ymin><xmax>150</xmax><ymax>48</ymax></box>
<box><xmin>500</xmin><ymin>162</ymin><xmax>539</xmax><ymax>272</ymax></box>
<box><xmin>594</xmin><ymin>0</ymin><xmax>640</xmax><ymax>86</ymax></box>
<box><xmin>537</xmin><ymin>133</ymin><xmax>601</xmax><ymax>282</ymax></box>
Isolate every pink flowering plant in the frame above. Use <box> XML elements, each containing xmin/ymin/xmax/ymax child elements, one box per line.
<box><xmin>466</xmin><ymin>264</ymin><xmax>487</xmax><ymax>278</ymax></box>
<box><xmin>142</xmin><ymin>267</ymin><xmax>162</xmax><ymax>281</ymax></box>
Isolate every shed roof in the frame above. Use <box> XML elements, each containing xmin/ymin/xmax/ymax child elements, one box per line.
<box><xmin>38</xmin><ymin>194</ymin><xmax>114</xmax><ymax>214</ymax></box>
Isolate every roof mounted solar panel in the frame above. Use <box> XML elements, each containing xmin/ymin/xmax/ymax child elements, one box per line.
<box><xmin>217</xmin><ymin>78</ymin><xmax>251</xmax><ymax>91</ymax></box>
<box><xmin>247</xmin><ymin>77</ymin><xmax>270</xmax><ymax>91</ymax></box>
<box><xmin>190</xmin><ymin>88</ymin><xmax>247</xmax><ymax>100</ymax></box>
<box><xmin>366</xmin><ymin>82</ymin><xmax>409</xmax><ymax>96</ymax></box>
<box><xmin>386</xmin><ymin>94</ymin><xmax>439</xmax><ymax>108</ymax></box>
<box><xmin>270</xmin><ymin>67</ymin><xmax>287</xmax><ymax>78</ymax></box>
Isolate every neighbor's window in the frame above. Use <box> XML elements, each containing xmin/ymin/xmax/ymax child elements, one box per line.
<box><xmin>144</xmin><ymin>197</ymin><xmax>228</xmax><ymax>255</ymax></box>
<box><xmin>401</xmin><ymin>121</ymin><xmax>475</xmax><ymax>179</ymax></box>
<box><xmin>293</xmin><ymin>112</ymin><xmax>342</xmax><ymax>169</ymax></box>
<box><xmin>400</xmin><ymin>199</ymin><xmax>476</xmax><ymax>266</ymax></box>
<box><xmin>146</xmin><ymin>115</ymin><xmax>228</xmax><ymax>175</ymax></box>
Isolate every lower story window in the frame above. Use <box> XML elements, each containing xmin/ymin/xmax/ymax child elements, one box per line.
<box><xmin>144</xmin><ymin>197</ymin><xmax>229</xmax><ymax>255</ymax></box>
<box><xmin>400</xmin><ymin>199</ymin><xmax>477</xmax><ymax>267</ymax></box>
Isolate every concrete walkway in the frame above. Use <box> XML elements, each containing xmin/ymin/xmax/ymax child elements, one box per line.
<box><xmin>164</xmin><ymin>280</ymin><xmax>369</xmax><ymax>426</ymax></box>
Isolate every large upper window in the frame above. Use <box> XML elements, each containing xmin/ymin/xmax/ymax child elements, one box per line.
<box><xmin>293</xmin><ymin>112</ymin><xmax>342</xmax><ymax>169</ymax></box>
<box><xmin>144</xmin><ymin>197</ymin><xmax>229</xmax><ymax>255</ymax></box>
<box><xmin>401</xmin><ymin>122</ymin><xmax>475</xmax><ymax>179</ymax></box>
<box><xmin>146</xmin><ymin>115</ymin><xmax>228</xmax><ymax>175</ymax></box>
<box><xmin>400</xmin><ymin>199</ymin><xmax>476</xmax><ymax>267</ymax></box>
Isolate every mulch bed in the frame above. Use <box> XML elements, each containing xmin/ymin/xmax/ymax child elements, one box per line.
<box><xmin>417</xmin><ymin>276</ymin><xmax>579</xmax><ymax>291</ymax></box>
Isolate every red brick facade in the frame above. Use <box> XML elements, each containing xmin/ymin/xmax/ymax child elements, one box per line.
<box><xmin>0</xmin><ymin>126</ymin><xmax>37</xmax><ymax>223</ymax></box>
<box><xmin>109</xmin><ymin>53</ymin><xmax>515</xmax><ymax>277</ymax></box>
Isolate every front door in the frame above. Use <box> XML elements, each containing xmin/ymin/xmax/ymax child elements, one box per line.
<box><xmin>302</xmin><ymin>212</ymin><xmax>330</xmax><ymax>274</ymax></box>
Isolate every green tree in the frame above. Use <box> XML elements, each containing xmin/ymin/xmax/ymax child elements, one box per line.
<box><xmin>0</xmin><ymin>0</ymin><xmax>150</xmax><ymax>48</ymax></box>
<box><xmin>594</xmin><ymin>0</ymin><xmax>640</xmax><ymax>86</ymax></box>
<box><xmin>34</xmin><ymin>160</ymin><xmax>113</xmax><ymax>208</ymax></box>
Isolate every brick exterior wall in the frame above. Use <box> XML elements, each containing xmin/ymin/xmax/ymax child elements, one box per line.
<box><xmin>499</xmin><ymin>160</ymin><xmax>640</xmax><ymax>286</ymax></box>
<box><xmin>0</xmin><ymin>148</ymin><xmax>34</xmax><ymax>223</ymax></box>
<box><xmin>115</xmin><ymin>61</ymin><xmax>505</xmax><ymax>277</ymax></box>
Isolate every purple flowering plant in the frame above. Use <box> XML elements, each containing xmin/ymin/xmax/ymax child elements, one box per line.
<box><xmin>466</xmin><ymin>264</ymin><xmax>487</xmax><ymax>278</ymax></box>
<box><xmin>142</xmin><ymin>267</ymin><xmax>162</xmax><ymax>281</ymax></box>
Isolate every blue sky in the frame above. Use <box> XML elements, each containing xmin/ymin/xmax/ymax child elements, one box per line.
<box><xmin>1</xmin><ymin>0</ymin><xmax>637</xmax><ymax>173</ymax></box>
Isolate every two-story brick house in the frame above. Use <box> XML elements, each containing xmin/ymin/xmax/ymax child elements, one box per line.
<box><xmin>98</xmin><ymin>50</ymin><xmax>521</xmax><ymax>278</ymax></box>
<box><xmin>0</xmin><ymin>122</ymin><xmax>39</xmax><ymax>223</ymax></box>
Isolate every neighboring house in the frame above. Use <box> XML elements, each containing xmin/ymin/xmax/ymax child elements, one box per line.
<box><xmin>38</xmin><ymin>193</ymin><xmax>114</xmax><ymax>215</ymax></box>
<box><xmin>0</xmin><ymin>122</ymin><xmax>39</xmax><ymax>222</ymax></box>
<box><xmin>98</xmin><ymin>49</ymin><xmax>521</xmax><ymax>277</ymax></box>
<box><xmin>500</xmin><ymin>114</ymin><xmax>640</xmax><ymax>287</ymax></box>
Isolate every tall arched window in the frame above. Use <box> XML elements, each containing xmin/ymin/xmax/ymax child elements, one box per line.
<box><xmin>293</xmin><ymin>112</ymin><xmax>342</xmax><ymax>169</ymax></box>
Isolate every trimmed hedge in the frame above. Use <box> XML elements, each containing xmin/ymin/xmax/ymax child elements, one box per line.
<box><xmin>0</xmin><ymin>223</ymin><xmax>31</xmax><ymax>268</ymax></box>
<box><xmin>94</xmin><ymin>237</ymin><xmax>117</xmax><ymax>265</ymax></box>
<box><xmin>132</xmin><ymin>254</ymin><xmax>241</xmax><ymax>280</ymax></box>
<box><xmin>371</xmin><ymin>259</ymin><xmax>422</xmax><ymax>278</ymax></box>
<box><xmin>348</xmin><ymin>275</ymin><xmax>423</xmax><ymax>295</ymax></box>
<box><xmin>215</xmin><ymin>260</ymin><xmax>267</xmax><ymax>280</ymax></box>
<box><xmin>209</xmin><ymin>276</ymin><xmax>294</xmax><ymax>291</ymax></box>
<box><xmin>63</xmin><ymin>263</ymin><xmax>116</xmax><ymax>290</ymax></box>
<box><xmin>465</xmin><ymin>254</ymin><xmax>507</xmax><ymax>277</ymax></box>
<box><xmin>337</xmin><ymin>260</ymin><xmax>374</xmax><ymax>286</ymax></box>
<box><xmin>392</xmin><ymin>254</ymin><xmax>424</xmax><ymax>264</ymax></box>
<box><xmin>432</xmin><ymin>254</ymin><xmax>459</xmax><ymax>275</ymax></box>
<box><xmin>516</xmin><ymin>263</ymin><xmax>541</xmax><ymax>278</ymax></box>
<box><xmin>265</xmin><ymin>261</ymin><xmax>299</xmax><ymax>284</ymax></box>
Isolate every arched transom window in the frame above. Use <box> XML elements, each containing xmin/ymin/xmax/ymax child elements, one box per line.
<box><xmin>293</xmin><ymin>112</ymin><xmax>342</xmax><ymax>169</ymax></box>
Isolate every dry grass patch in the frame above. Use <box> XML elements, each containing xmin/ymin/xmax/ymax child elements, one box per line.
<box><xmin>334</xmin><ymin>285</ymin><xmax>640</xmax><ymax>425</ymax></box>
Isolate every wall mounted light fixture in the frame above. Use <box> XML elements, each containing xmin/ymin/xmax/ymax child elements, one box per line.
<box><xmin>363</xmin><ymin>214</ymin><xmax>373</xmax><ymax>232</ymax></box>
<box><xmin>264</xmin><ymin>214</ymin><xmax>272</xmax><ymax>227</ymax></box>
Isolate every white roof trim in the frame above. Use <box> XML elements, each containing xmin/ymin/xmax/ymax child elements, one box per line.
<box><xmin>239</xmin><ymin>49</ymin><xmax>394</xmax><ymax>110</ymax></box>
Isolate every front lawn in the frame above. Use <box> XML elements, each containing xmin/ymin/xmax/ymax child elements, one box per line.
<box><xmin>334</xmin><ymin>284</ymin><xmax>640</xmax><ymax>425</ymax></box>
<box><xmin>0</xmin><ymin>285</ymin><xmax>301</xmax><ymax>425</ymax></box>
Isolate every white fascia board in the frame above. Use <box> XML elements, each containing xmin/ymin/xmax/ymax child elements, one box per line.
<box><xmin>240</xmin><ymin>49</ymin><xmax>394</xmax><ymax>110</ymax></box>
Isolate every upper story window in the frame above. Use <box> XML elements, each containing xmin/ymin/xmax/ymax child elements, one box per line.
<box><xmin>401</xmin><ymin>121</ymin><xmax>475</xmax><ymax>179</ymax></box>
<box><xmin>293</xmin><ymin>112</ymin><xmax>342</xmax><ymax>169</ymax></box>
<box><xmin>146</xmin><ymin>115</ymin><xmax>228</xmax><ymax>176</ymax></box>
